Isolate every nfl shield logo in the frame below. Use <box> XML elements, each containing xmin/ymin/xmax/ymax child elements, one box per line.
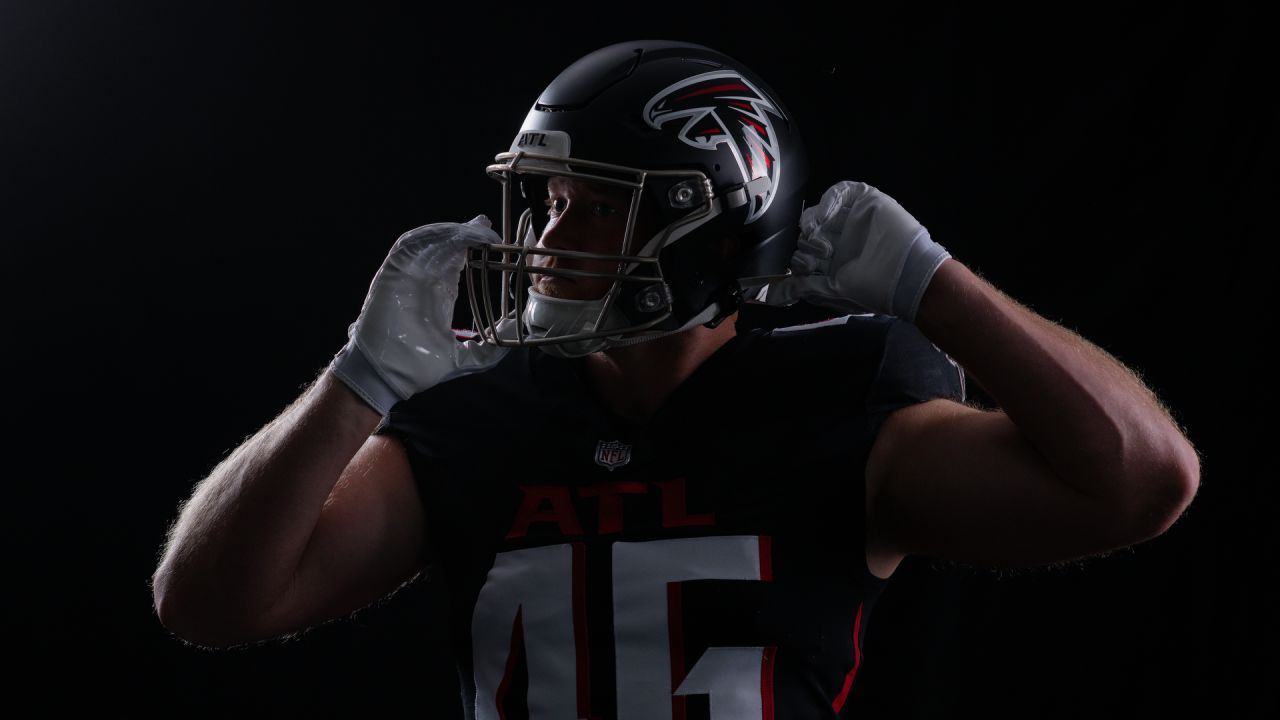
<box><xmin>594</xmin><ymin>440</ymin><xmax>632</xmax><ymax>471</ymax></box>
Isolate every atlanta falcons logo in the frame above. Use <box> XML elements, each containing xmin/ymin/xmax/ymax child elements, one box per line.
<box><xmin>642</xmin><ymin>70</ymin><xmax>785</xmax><ymax>224</ymax></box>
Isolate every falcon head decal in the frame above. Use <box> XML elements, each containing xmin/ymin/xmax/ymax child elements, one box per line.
<box><xmin>642</xmin><ymin>70</ymin><xmax>786</xmax><ymax>224</ymax></box>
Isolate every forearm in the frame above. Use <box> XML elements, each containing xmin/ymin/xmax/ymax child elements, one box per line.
<box><xmin>153</xmin><ymin>368</ymin><xmax>382</xmax><ymax>633</ymax></box>
<box><xmin>913</xmin><ymin>259</ymin><xmax>1199</xmax><ymax>509</ymax></box>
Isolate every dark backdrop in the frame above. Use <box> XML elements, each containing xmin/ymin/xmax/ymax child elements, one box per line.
<box><xmin>5</xmin><ymin>2</ymin><xmax>1273</xmax><ymax>717</ymax></box>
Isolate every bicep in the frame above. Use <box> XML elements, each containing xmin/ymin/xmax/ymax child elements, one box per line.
<box><xmin>866</xmin><ymin>399</ymin><xmax>1139</xmax><ymax>570</ymax></box>
<box><xmin>264</xmin><ymin>432</ymin><xmax>429</xmax><ymax>636</ymax></box>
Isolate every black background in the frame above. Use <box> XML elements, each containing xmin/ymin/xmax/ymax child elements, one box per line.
<box><xmin>6</xmin><ymin>1</ymin><xmax>1275</xmax><ymax>717</ymax></box>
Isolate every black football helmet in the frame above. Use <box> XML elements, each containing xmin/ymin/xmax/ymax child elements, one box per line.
<box><xmin>466</xmin><ymin>39</ymin><xmax>809</xmax><ymax>357</ymax></box>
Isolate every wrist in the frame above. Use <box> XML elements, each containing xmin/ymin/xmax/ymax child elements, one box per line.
<box><xmin>893</xmin><ymin>229</ymin><xmax>951</xmax><ymax>322</ymax></box>
<box><xmin>329</xmin><ymin>341</ymin><xmax>403</xmax><ymax>417</ymax></box>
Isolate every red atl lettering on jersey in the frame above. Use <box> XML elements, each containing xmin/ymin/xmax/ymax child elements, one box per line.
<box><xmin>578</xmin><ymin>481</ymin><xmax>648</xmax><ymax>534</ymax></box>
<box><xmin>655</xmin><ymin>478</ymin><xmax>716</xmax><ymax>529</ymax></box>
<box><xmin>505</xmin><ymin>486</ymin><xmax>583</xmax><ymax>539</ymax></box>
<box><xmin>506</xmin><ymin>478</ymin><xmax>716</xmax><ymax>539</ymax></box>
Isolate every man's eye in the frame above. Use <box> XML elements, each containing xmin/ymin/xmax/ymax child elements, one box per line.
<box><xmin>544</xmin><ymin>198</ymin><xmax>616</xmax><ymax>218</ymax></box>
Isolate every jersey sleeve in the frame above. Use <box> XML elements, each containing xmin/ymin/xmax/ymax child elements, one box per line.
<box><xmin>370</xmin><ymin>385</ymin><xmax>477</xmax><ymax>474</ymax></box>
<box><xmin>369</xmin><ymin>362</ymin><xmax>524</xmax><ymax>487</ymax></box>
<box><xmin>371</xmin><ymin>410</ymin><xmax>416</xmax><ymax>449</ymax></box>
<box><xmin>372</xmin><ymin>399</ymin><xmax>448</xmax><ymax>500</ymax></box>
<box><xmin>864</xmin><ymin>317</ymin><xmax>967</xmax><ymax>439</ymax></box>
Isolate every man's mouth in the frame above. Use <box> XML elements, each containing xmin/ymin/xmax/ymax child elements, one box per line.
<box><xmin>531</xmin><ymin>275</ymin><xmax>577</xmax><ymax>296</ymax></box>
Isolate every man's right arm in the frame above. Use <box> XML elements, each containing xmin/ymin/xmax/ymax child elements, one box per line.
<box><xmin>151</xmin><ymin>368</ymin><xmax>427</xmax><ymax>648</ymax></box>
<box><xmin>151</xmin><ymin>217</ymin><xmax>514</xmax><ymax>648</ymax></box>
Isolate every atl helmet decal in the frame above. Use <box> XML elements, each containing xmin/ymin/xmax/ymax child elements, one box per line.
<box><xmin>642</xmin><ymin>70</ymin><xmax>785</xmax><ymax>224</ymax></box>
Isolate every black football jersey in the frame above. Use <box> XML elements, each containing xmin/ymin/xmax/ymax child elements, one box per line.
<box><xmin>374</xmin><ymin>313</ymin><xmax>966</xmax><ymax>719</ymax></box>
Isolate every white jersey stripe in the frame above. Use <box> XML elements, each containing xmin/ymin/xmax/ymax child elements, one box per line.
<box><xmin>769</xmin><ymin>313</ymin><xmax>871</xmax><ymax>335</ymax></box>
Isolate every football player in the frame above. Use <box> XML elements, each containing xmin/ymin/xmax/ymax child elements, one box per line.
<box><xmin>153</xmin><ymin>40</ymin><xmax>1200</xmax><ymax>719</ymax></box>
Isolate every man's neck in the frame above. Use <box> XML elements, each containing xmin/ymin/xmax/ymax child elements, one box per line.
<box><xmin>583</xmin><ymin>313</ymin><xmax>739</xmax><ymax>425</ymax></box>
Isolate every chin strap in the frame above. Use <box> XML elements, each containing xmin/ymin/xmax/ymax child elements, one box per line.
<box><xmin>581</xmin><ymin>301</ymin><xmax>724</xmax><ymax>352</ymax></box>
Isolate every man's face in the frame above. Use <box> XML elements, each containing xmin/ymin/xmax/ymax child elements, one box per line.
<box><xmin>529</xmin><ymin>175</ymin><xmax>662</xmax><ymax>301</ymax></box>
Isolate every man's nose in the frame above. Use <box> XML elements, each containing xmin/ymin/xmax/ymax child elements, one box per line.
<box><xmin>533</xmin><ymin>206</ymin><xmax>600</xmax><ymax>272</ymax></box>
<box><xmin>537</xmin><ymin>208</ymin><xmax>586</xmax><ymax>252</ymax></box>
<box><xmin>528</xmin><ymin>217</ymin><xmax>572</xmax><ymax>275</ymax></box>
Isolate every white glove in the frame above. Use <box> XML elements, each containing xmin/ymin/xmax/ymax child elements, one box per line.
<box><xmin>761</xmin><ymin>181</ymin><xmax>951</xmax><ymax>322</ymax></box>
<box><xmin>330</xmin><ymin>215</ymin><xmax>516</xmax><ymax>416</ymax></box>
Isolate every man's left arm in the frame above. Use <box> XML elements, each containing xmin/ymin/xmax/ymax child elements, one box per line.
<box><xmin>913</xmin><ymin>258</ymin><xmax>1201</xmax><ymax>524</ymax></box>
<box><xmin>763</xmin><ymin>180</ymin><xmax>1201</xmax><ymax>567</ymax></box>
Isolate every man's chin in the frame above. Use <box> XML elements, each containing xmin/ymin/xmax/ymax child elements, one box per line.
<box><xmin>533</xmin><ymin>278</ymin><xmax>577</xmax><ymax>299</ymax></box>
<box><xmin>533</xmin><ymin>278</ymin><xmax>613</xmax><ymax>301</ymax></box>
